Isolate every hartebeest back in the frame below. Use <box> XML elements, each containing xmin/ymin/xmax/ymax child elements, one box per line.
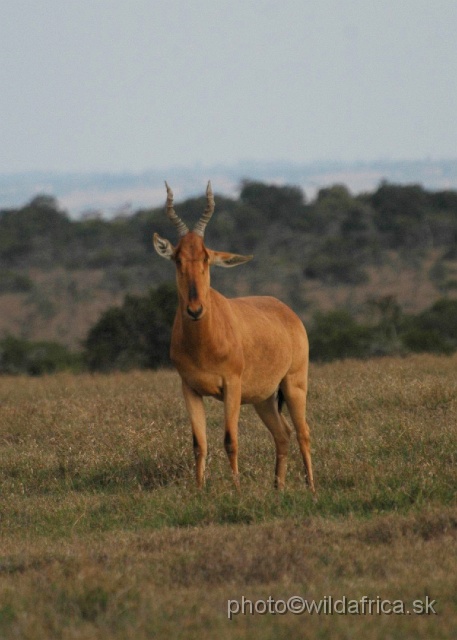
<box><xmin>153</xmin><ymin>182</ymin><xmax>314</xmax><ymax>491</ymax></box>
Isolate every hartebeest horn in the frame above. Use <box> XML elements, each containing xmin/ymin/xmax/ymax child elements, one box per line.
<box><xmin>165</xmin><ymin>181</ymin><xmax>189</xmax><ymax>237</ymax></box>
<box><xmin>193</xmin><ymin>181</ymin><xmax>215</xmax><ymax>237</ymax></box>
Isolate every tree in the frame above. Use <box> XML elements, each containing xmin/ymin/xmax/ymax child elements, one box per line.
<box><xmin>304</xmin><ymin>237</ymin><xmax>368</xmax><ymax>284</ymax></box>
<box><xmin>240</xmin><ymin>180</ymin><xmax>305</xmax><ymax>226</ymax></box>
<box><xmin>371</xmin><ymin>182</ymin><xmax>430</xmax><ymax>248</ymax></box>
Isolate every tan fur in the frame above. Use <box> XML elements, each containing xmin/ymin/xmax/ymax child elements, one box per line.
<box><xmin>154</xmin><ymin>189</ymin><xmax>314</xmax><ymax>492</ymax></box>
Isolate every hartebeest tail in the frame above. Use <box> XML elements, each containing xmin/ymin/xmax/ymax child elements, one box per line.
<box><xmin>153</xmin><ymin>181</ymin><xmax>315</xmax><ymax>492</ymax></box>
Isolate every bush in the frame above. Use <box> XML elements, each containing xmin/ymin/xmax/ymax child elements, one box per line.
<box><xmin>308</xmin><ymin>310</ymin><xmax>374</xmax><ymax>362</ymax></box>
<box><xmin>0</xmin><ymin>336</ymin><xmax>81</xmax><ymax>375</ymax></box>
<box><xmin>308</xmin><ymin>298</ymin><xmax>457</xmax><ymax>363</ymax></box>
<box><xmin>0</xmin><ymin>270</ymin><xmax>33</xmax><ymax>293</ymax></box>
<box><xmin>400</xmin><ymin>299</ymin><xmax>457</xmax><ymax>354</ymax></box>
<box><xmin>85</xmin><ymin>282</ymin><xmax>177</xmax><ymax>372</ymax></box>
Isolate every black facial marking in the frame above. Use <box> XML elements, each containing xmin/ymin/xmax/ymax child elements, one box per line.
<box><xmin>188</xmin><ymin>281</ymin><xmax>198</xmax><ymax>302</ymax></box>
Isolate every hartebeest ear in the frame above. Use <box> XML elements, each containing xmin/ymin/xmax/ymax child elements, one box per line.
<box><xmin>209</xmin><ymin>250</ymin><xmax>253</xmax><ymax>268</ymax></box>
<box><xmin>153</xmin><ymin>233</ymin><xmax>175</xmax><ymax>260</ymax></box>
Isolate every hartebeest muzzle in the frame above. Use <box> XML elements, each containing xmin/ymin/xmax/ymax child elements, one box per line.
<box><xmin>187</xmin><ymin>304</ymin><xmax>203</xmax><ymax>320</ymax></box>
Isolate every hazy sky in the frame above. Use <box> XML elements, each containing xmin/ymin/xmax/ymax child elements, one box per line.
<box><xmin>1</xmin><ymin>0</ymin><xmax>457</xmax><ymax>173</ymax></box>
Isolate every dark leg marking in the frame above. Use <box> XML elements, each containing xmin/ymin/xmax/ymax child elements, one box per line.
<box><xmin>224</xmin><ymin>431</ymin><xmax>234</xmax><ymax>453</ymax></box>
<box><xmin>277</xmin><ymin>388</ymin><xmax>285</xmax><ymax>414</ymax></box>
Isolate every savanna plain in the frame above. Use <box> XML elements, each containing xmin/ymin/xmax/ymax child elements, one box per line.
<box><xmin>1</xmin><ymin>354</ymin><xmax>456</xmax><ymax>639</ymax></box>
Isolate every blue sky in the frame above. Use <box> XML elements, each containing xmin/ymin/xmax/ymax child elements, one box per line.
<box><xmin>1</xmin><ymin>0</ymin><xmax>457</xmax><ymax>173</ymax></box>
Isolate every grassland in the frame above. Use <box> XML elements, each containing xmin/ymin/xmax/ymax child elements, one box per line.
<box><xmin>1</xmin><ymin>354</ymin><xmax>456</xmax><ymax>639</ymax></box>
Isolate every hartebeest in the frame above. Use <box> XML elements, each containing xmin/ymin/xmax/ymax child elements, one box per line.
<box><xmin>153</xmin><ymin>182</ymin><xmax>314</xmax><ymax>491</ymax></box>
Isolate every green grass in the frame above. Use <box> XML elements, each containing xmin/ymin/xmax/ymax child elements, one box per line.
<box><xmin>0</xmin><ymin>355</ymin><xmax>456</xmax><ymax>638</ymax></box>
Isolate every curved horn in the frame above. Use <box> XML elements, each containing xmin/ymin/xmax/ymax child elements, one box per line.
<box><xmin>193</xmin><ymin>181</ymin><xmax>215</xmax><ymax>237</ymax></box>
<box><xmin>164</xmin><ymin>181</ymin><xmax>189</xmax><ymax>237</ymax></box>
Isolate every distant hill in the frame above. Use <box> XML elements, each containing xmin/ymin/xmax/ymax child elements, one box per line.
<box><xmin>2</xmin><ymin>158</ymin><xmax>457</xmax><ymax>218</ymax></box>
<box><xmin>0</xmin><ymin>180</ymin><xmax>456</xmax><ymax>349</ymax></box>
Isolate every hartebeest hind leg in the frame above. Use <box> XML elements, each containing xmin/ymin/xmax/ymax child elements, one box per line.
<box><xmin>281</xmin><ymin>373</ymin><xmax>315</xmax><ymax>493</ymax></box>
<box><xmin>182</xmin><ymin>381</ymin><xmax>207</xmax><ymax>488</ymax></box>
<box><xmin>254</xmin><ymin>395</ymin><xmax>292</xmax><ymax>490</ymax></box>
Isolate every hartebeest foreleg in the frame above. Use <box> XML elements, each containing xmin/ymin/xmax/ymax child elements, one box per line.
<box><xmin>254</xmin><ymin>395</ymin><xmax>292</xmax><ymax>490</ymax></box>
<box><xmin>223</xmin><ymin>379</ymin><xmax>242</xmax><ymax>490</ymax></box>
<box><xmin>182</xmin><ymin>380</ymin><xmax>207</xmax><ymax>488</ymax></box>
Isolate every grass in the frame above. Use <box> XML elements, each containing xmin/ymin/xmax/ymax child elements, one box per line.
<box><xmin>0</xmin><ymin>354</ymin><xmax>456</xmax><ymax>638</ymax></box>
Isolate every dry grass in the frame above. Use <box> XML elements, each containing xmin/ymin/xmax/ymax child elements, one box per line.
<box><xmin>1</xmin><ymin>354</ymin><xmax>456</xmax><ymax>638</ymax></box>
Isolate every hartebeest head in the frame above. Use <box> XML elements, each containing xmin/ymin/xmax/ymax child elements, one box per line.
<box><xmin>154</xmin><ymin>182</ymin><xmax>252</xmax><ymax>321</ymax></box>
